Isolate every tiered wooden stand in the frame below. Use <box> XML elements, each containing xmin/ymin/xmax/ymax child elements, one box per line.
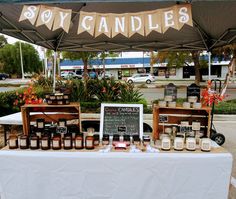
<box><xmin>152</xmin><ymin>105</ymin><xmax>212</xmax><ymax>140</ymax></box>
<box><xmin>21</xmin><ymin>103</ymin><xmax>81</xmax><ymax>135</ymax></box>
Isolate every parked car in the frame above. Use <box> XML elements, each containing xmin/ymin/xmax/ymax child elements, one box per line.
<box><xmin>99</xmin><ymin>72</ymin><xmax>113</xmax><ymax>79</ymax></box>
<box><xmin>61</xmin><ymin>71</ymin><xmax>82</xmax><ymax>79</ymax></box>
<box><xmin>0</xmin><ymin>73</ymin><xmax>9</xmax><ymax>80</ymax></box>
<box><xmin>127</xmin><ymin>73</ymin><xmax>155</xmax><ymax>84</ymax></box>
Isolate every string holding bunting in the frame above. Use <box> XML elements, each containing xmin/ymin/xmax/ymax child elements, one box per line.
<box><xmin>19</xmin><ymin>4</ymin><xmax>193</xmax><ymax>37</ymax></box>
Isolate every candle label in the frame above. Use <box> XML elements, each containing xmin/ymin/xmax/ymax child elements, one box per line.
<box><xmin>202</xmin><ymin>143</ymin><xmax>210</xmax><ymax>150</ymax></box>
<box><xmin>102</xmin><ymin>140</ymin><xmax>109</xmax><ymax>145</ymax></box>
<box><xmin>30</xmin><ymin>140</ymin><xmax>37</xmax><ymax>147</ymax></box>
<box><xmin>20</xmin><ymin>139</ymin><xmax>27</xmax><ymax>146</ymax></box>
<box><xmin>94</xmin><ymin>140</ymin><xmax>99</xmax><ymax>145</ymax></box>
<box><xmin>162</xmin><ymin>142</ymin><xmax>170</xmax><ymax>149</ymax></box>
<box><xmin>9</xmin><ymin>139</ymin><xmax>16</xmax><ymax>147</ymax></box>
<box><xmin>64</xmin><ymin>140</ymin><xmax>71</xmax><ymax>147</ymax></box>
<box><xmin>41</xmin><ymin>140</ymin><xmax>48</xmax><ymax>148</ymax></box>
<box><xmin>192</xmin><ymin>122</ymin><xmax>201</xmax><ymax>131</ymax></box>
<box><xmin>59</xmin><ymin>122</ymin><xmax>65</xmax><ymax>127</ymax></box>
<box><xmin>187</xmin><ymin>142</ymin><xmax>195</xmax><ymax>150</ymax></box>
<box><xmin>86</xmin><ymin>140</ymin><xmax>93</xmax><ymax>147</ymax></box>
<box><xmin>175</xmin><ymin>142</ymin><xmax>183</xmax><ymax>149</ymax></box>
<box><xmin>76</xmin><ymin>140</ymin><xmax>82</xmax><ymax>147</ymax></box>
<box><xmin>53</xmin><ymin>140</ymin><xmax>59</xmax><ymax>148</ymax></box>
<box><xmin>38</xmin><ymin>123</ymin><xmax>44</xmax><ymax>128</ymax></box>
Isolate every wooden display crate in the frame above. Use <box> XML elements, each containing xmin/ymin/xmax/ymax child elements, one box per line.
<box><xmin>152</xmin><ymin>105</ymin><xmax>212</xmax><ymax>140</ymax></box>
<box><xmin>21</xmin><ymin>103</ymin><xmax>81</xmax><ymax>135</ymax></box>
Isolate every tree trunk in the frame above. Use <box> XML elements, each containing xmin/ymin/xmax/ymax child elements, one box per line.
<box><xmin>191</xmin><ymin>51</ymin><xmax>201</xmax><ymax>86</ymax></box>
<box><xmin>83</xmin><ymin>59</ymin><xmax>88</xmax><ymax>79</ymax></box>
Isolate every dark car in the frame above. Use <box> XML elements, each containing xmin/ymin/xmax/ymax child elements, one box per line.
<box><xmin>0</xmin><ymin>73</ymin><xmax>9</xmax><ymax>80</ymax></box>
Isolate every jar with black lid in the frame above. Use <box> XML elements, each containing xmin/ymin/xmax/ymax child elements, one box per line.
<box><xmin>36</xmin><ymin>118</ymin><xmax>45</xmax><ymax>129</ymax></box>
<box><xmin>63</xmin><ymin>134</ymin><xmax>73</xmax><ymax>150</ymax></box>
<box><xmin>112</xmin><ymin>134</ymin><xmax>120</xmax><ymax>145</ymax></box>
<box><xmin>52</xmin><ymin>134</ymin><xmax>61</xmax><ymax>150</ymax></box>
<box><xmin>9</xmin><ymin>134</ymin><xmax>18</xmax><ymax>149</ymax></box>
<box><xmin>123</xmin><ymin>135</ymin><xmax>131</xmax><ymax>146</ymax></box>
<box><xmin>19</xmin><ymin>135</ymin><xmax>29</xmax><ymax>149</ymax></box>
<box><xmin>68</xmin><ymin>125</ymin><xmax>80</xmax><ymax>140</ymax></box>
<box><xmin>143</xmin><ymin>135</ymin><xmax>151</xmax><ymax>146</ymax></box>
<box><xmin>132</xmin><ymin>135</ymin><xmax>141</xmax><ymax>145</ymax></box>
<box><xmin>85</xmin><ymin>133</ymin><xmax>94</xmax><ymax>150</ymax></box>
<box><xmin>102</xmin><ymin>134</ymin><xmax>110</xmax><ymax>145</ymax></box>
<box><xmin>30</xmin><ymin>134</ymin><xmax>39</xmax><ymax>150</ymax></box>
<box><xmin>75</xmin><ymin>133</ymin><xmax>84</xmax><ymax>149</ymax></box>
<box><xmin>93</xmin><ymin>134</ymin><xmax>100</xmax><ymax>146</ymax></box>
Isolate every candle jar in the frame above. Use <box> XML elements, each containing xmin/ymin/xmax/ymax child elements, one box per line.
<box><xmin>57</xmin><ymin>100</ymin><xmax>64</xmax><ymax>105</ymax></box>
<box><xmin>30</xmin><ymin>134</ymin><xmax>39</xmax><ymax>150</ymax></box>
<box><xmin>47</xmin><ymin>100</ymin><xmax>53</xmax><ymax>105</ymax></box>
<box><xmin>112</xmin><ymin>134</ymin><xmax>120</xmax><ymax>145</ymax></box>
<box><xmin>186</xmin><ymin>137</ymin><xmax>196</xmax><ymax>151</ymax></box>
<box><xmin>41</xmin><ymin>134</ymin><xmax>51</xmax><ymax>150</ymax></box>
<box><xmin>132</xmin><ymin>135</ymin><xmax>141</xmax><ymax>145</ymax></box>
<box><xmin>174</xmin><ymin>137</ymin><xmax>184</xmax><ymax>151</ymax></box>
<box><xmin>68</xmin><ymin>125</ymin><xmax>80</xmax><ymax>140</ymax></box>
<box><xmin>183</xmin><ymin>102</ymin><xmax>191</xmax><ymax>108</ymax></box>
<box><xmin>56</xmin><ymin>95</ymin><xmax>64</xmax><ymax>100</ymax></box>
<box><xmin>200</xmin><ymin>138</ymin><xmax>211</xmax><ymax>152</ymax></box>
<box><xmin>75</xmin><ymin>133</ymin><xmax>84</xmax><ymax>149</ymax></box>
<box><xmin>161</xmin><ymin>137</ymin><xmax>171</xmax><ymax>151</ymax></box>
<box><xmin>63</xmin><ymin>134</ymin><xmax>72</xmax><ymax>150</ymax></box>
<box><xmin>19</xmin><ymin>135</ymin><xmax>29</xmax><ymax>149</ymax></box>
<box><xmin>192</xmin><ymin>121</ymin><xmax>201</xmax><ymax>131</ymax></box>
<box><xmin>158</xmin><ymin>101</ymin><xmax>166</xmax><ymax>108</ymax></box>
<box><xmin>63</xmin><ymin>94</ymin><xmax>70</xmax><ymax>100</ymax></box>
<box><xmin>52</xmin><ymin>134</ymin><xmax>61</xmax><ymax>150</ymax></box>
<box><xmin>143</xmin><ymin>135</ymin><xmax>151</xmax><ymax>146</ymax></box>
<box><xmin>50</xmin><ymin>94</ymin><xmax>56</xmax><ymax>100</ymax></box>
<box><xmin>93</xmin><ymin>134</ymin><xmax>100</xmax><ymax>146</ymax></box>
<box><xmin>102</xmin><ymin>134</ymin><xmax>110</xmax><ymax>145</ymax></box>
<box><xmin>85</xmin><ymin>134</ymin><xmax>94</xmax><ymax>150</ymax></box>
<box><xmin>64</xmin><ymin>99</ymin><xmax>70</xmax><ymax>105</ymax></box>
<box><xmin>9</xmin><ymin>134</ymin><xmax>18</xmax><ymax>149</ymax></box>
<box><xmin>123</xmin><ymin>135</ymin><xmax>131</xmax><ymax>146</ymax></box>
<box><xmin>36</xmin><ymin>119</ymin><xmax>45</xmax><ymax>129</ymax></box>
<box><xmin>164</xmin><ymin>95</ymin><xmax>173</xmax><ymax>102</ymax></box>
<box><xmin>58</xmin><ymin>119</ymin><xmax>67</xmax><ymax>127</ymax></box>
<box><xmin>45</xmin><ymin>93</ymin><xmax>51</xmax><ymax>100</ymax></box>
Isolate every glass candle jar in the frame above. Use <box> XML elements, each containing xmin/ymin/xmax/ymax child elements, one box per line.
<box><xmin>85</xmin><ymin>134</ymin><xmax>94</xmax><ymax>150</ymax></box>
<box><xmin>47</xmin><ymin>100</ymin><xmax>53</xmax><ymax>105</ymax></box>
<box><xmin>41</xmin><ymin>134</ymin><xmax>50</xmax><ymax>150</ymax></box>
<box><xmin>132</xmin><ymin>135</ymin><xmax>141</xmax><ymax>145</ymax></box>
<box><xmin>93</xmin><ymin>134</ymin><xmax>100</xmax><ymax>146</ymax></box>
<box><xmin>63</xmin><ymin>94</ymin><xmax>69</xmax><ymax>100</ymax></box>
<box><xmin>186</xmin><ymin>137</ymin><xmax>196</xmax><ymax>151</ymax></box>
<box><xmin>112</xmin><ymin>134</ymin><xmax>120</xmax><ymax>145</ymax></box>
<box><xmin>45</xmin><ymin>93</ymin><xmax>51</xmax><ymax>100</ymax></box>
<box><xmin>30</xmin><ymin>135</ymin><xmax>39</xmax><ymax>150</ymax></box>
<box><xmin>52</xmin><ymin>134</ymin><xmax>61</xmax><ymax>150</ymax></box>
<box><xmin>65</xmin><ymin>99</ymin><xmax>70</xmax><ymax>105</ymax></box>
<box><xmin>63</xmin><ymin>134</ymin><xmax>72</xmax><ymax>150</ymax></box>
<box><xmin>200</xmin><ymin>138</ymin><xmax>211</xmax><ymax>152</ymax></box>
<box><xmin>174</xmin><ymin>137</ymin><xmax>184</xmax><ymax>151</ymax></box>
<box><xmin>36</xmin><ymin>118</ymin><xmax>45</xmax><ymax>129</ymax></box>
<box><xmin>9</xmin><ymin>134</ymin><xmax>18</xmax><ymax>149</ymax></box>
<box><xmin>19</xmin><ymin>135</ymin><xmax>29</xmax><ymax>149</ymax></box>
<box><xmin>123</xmin><ymin>135</ymin><xmax>131</xmax><ymax>146</ymax></box>
<box><xmin>192</xmin><ymin>121</ymin><xmax>201</xmax><ymax>131</ymax></box>
<box><xmin>75</xmin><ymin>133</ymin><xmax>84</xmax><ymax>149</ymax></box>
<box><xmin>58</xmin><ymin>119</ymin><xmax>67</xmax><ymax>127</ymax></box>
<box><xmin>161</xmin><ymin>137</ymin><xmax>171</xmax><ymax>151</ymax></box>
<box><xmin>57</xmin><ymin>100</ymin><xmax>64</xmax><ymax>105</ymax></box>
<box><xmin>50</xmin><ymin>94</ymin><xmax>56</xmax><ymax>100</ymax></box>
<box><xmin>102</xmin><ymin>134</ymin><xmax>110</xmax><ymax>145</ymax></box>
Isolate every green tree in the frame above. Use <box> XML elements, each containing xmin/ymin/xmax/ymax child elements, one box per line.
<box><xmin>0</xmin><ymin>35</ymin><xmax>8</xmax><ymax>48</ymax></box>
<box><xmin>0</xmin><ymin>42</ymin><xmax>42</xmax><ymax>77</ymax></box>
<box><xmin>151</xmin><ymin>51</ymin><xmax>208</xmax><ymax>85</ymax></box>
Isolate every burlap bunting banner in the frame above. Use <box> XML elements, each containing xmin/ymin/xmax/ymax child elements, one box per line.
<box><xmin>19</xmin><ymin>4</ymin><xmax>193</xmax><ymax>37</ymax></box>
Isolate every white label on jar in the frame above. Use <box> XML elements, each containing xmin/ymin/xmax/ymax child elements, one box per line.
<box><xmin>86</xmin><ymin>140</ymin><xmax>93</xmax><ymax>147</ymax></box>
<box><xmin>41</xmin><ymin>140</ymin><xmax>48</xmax><ymax>148</ymax></box>
<box><xmin>38</xmin><ymin>123</ymin><xmax>44</xmax><ymax>128</ymax></box>
<box><xmin>192</xmin><ymin>122</ymin><xmax>201</xmax><ymax>131</ymax></box>
<box><xmin>162</xmin><ymin>142</ymin><xmax>170</xmax><ymax>149</ymax></box>
<box><xmin>20</xmin><ymin>139</ymin><xmax>26</xmax><ymax>146</ymax></box>
<box><xmin>187</xmin><ymin>142</ymin><xmax>195</xmax><ymax>150</ymax></box>
<box><xmin>94</xmin><ymin>140</ymin><xmax>99</xmax><ymax>145</ymax></box>
<box><xmin>102</xmin><ymin>140</ymin><xmax>109</xmax><ymax>145</ymax></box>
<box><xmin>202</xmin><ymin>143</ymin><xmax>210</xmax><ymax>151</ymax></box>
<box><xmin>53</xmin><ymin>140</ymin><xmax>59</xmax><ymax>148</ymax></box>
<box><xmin>30</xmin><ymin>140</ymin><xmax>37</xmax><ymax>147</ymax></box>
<box><xmin>64</xmin><ymin>140</ymin><xmax>71</xmax><ymax>147</ymax></box>
<box><xmin>175</xmin><ymin>142</ymin><xmax>183</xmax><ymax>149</ymax></box>
<box><xmin>59</xmin><ymin>122</ymin><xmax>65</xmax><ymax>127</ymax></box>
<box><xmin>9</xmin><ymin>139</ymin><xmax>16</xmax><ymax>147</ymax></box>
<box><xmin>76</xmin><ymin>140</ymin><xmax>82</xmax><ymax>147</ymax></box>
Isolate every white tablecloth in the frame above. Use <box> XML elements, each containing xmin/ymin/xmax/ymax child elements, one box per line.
<box><xmin>0</xmin><ymin>150</ymin><xmax>232</xmax><ymax>199</ymax></box>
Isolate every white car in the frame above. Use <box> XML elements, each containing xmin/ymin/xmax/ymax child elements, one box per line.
<box><xmin>61</xmin><ymin>71</ymin><xmax>82</xmax><ymax>79</ymax></box>
<box><xmin>127</xmin><ymin>73</ymin><xmax>155</xmax><ymax>84</ymax></box>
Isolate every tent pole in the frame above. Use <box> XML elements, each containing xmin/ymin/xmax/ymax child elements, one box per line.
<box><xmin>208</xmin><ymin>51</ymin><xmax>211</xmax><ymax>80</ymax></box>
<box><xmin>19</xmin><ymin>41</ymin><xmax>25</xmax><ymax>80</ymax></box>
<box><xmin>53</xmin><ymin>51</ymin><xmax>57</xmax><ymax>93</ymax></box>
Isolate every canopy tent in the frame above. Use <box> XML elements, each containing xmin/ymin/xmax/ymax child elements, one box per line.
<box><xmin>0</xmin><ymin>0</ymin><xmax>236</xmax><ymax>52</ymax></box>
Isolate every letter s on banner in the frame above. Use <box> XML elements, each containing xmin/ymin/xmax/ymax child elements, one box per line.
<box><xmin>19</xmin><ymin>5</ymin><xmax>40</xmax><ymax>25</ymax></box>
<box><xmin>77</xmin><ymin>11</ymin><xmax>96</xmax><ymax>36</ymax></box>
<box><xmin>178</xmin><ymin>4</ymin><xmax>193</xmax><ymax>29</ymax></box>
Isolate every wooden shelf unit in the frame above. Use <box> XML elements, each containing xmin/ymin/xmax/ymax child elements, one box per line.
<box><xmin>21</xmin><ymin>103</ymin><xmax>81</xmax><ymax>135</ymax></box>
<box><xmin>152</xmin><ymin>105</ymin><xmax>212</xmax><ymax>140</ymax></box>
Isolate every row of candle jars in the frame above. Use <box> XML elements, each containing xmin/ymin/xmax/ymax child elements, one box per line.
<box><xmin>161</xmin><ymin>136</ymin><xmax>211</xmax><ymax>152</ymax></box>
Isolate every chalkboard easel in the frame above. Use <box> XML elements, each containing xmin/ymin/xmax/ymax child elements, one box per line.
<box><xmin>99</xmin><ymin>103</ymin><xmax>143</xmax><ymax>139</ymax></box>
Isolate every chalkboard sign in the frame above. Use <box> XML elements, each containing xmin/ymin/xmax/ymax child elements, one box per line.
<box><xmin>187</xmin><ymin>83</ymin><xmax>200</xmax><ymax>101</ymax></box>
<box><xmin>164</xmin><ymin>83</ymin><xmax>177</xmax><ymax>101</ymax></box>
<box><xmin>159</xmin><ymin>115</ymin><xmax>168</xmax><ymax>123</ymax></box>
<box><xmin>100</xmin><ymin>104</ymin><xmax>143</xmax><ymax>139</ymax></box>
